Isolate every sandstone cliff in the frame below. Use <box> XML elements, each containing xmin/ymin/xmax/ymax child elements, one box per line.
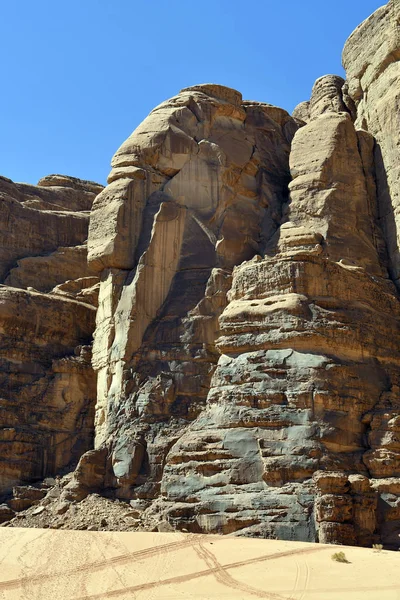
<box><xmin>1</xmin><ymin>2</ymin><xmax>400</xmax><ymax>549</ymax></box>
<box><xmin>0</xmin><ymin>175</ymin><xmax>102</xmax><ymax>497</ymax></box>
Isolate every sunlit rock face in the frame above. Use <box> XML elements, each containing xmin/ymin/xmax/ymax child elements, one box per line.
<box><xmin>87</xmin><ymin>84</ymin><xmax>297</xmax><ymax>502</ymax></box>
<box><xmin>0</xmin><ymin>175</ymin><xmax>101</xmax><ymax>495</ymax></box>
<box><xmin>1</xmin><ymin>1</ymin><xmax>400</xmax><ymax>550</ymax></box>
<box><xmin>84</xmin><ymin>3</ymin><xmax>400</xmax><ymax>545</ymax></box>
<box><xmin>342</xmin><ymin>0</ymin><xmax>400</xmax><ymax>286</ymax></box>
<box><xmin>151</xmin><ymin>103</ymin><xmax>400</xmax><ymax>546</ymax></box>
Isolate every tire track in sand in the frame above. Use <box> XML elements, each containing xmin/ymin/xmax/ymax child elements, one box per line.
<box><xmin>0</xmin><ymin>534</ymin><xmax>207</xmax><ymax>592</ymax></box>
<box><xmin>194</xmin><ymin>541</ymin><xmax>288</xmax><ymax>600</ymax></box>
<box><xmin>74</xmin><ymin>544</ymin><xmax>326</xmax><ymax>599</ymax></box>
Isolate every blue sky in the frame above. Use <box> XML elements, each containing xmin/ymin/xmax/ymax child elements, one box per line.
<box><xmin>1</xmin><ymin>0</ymin><xmax>384</xmax><ymax>186</ymax></box>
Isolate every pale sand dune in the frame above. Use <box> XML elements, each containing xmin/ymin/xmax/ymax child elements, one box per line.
<box><xmin>0</xmin><ymin>528</ymin><xmax>399</xmax><ymax>600</ymax></box>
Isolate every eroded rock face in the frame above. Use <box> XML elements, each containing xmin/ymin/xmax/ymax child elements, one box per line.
<box><xmin>343</xmin><ymin>0</ymin><xmax>400</xmax><ymax>285</ymax></box>
<box><xmin>82</xmin><ymin>2</ymin><xmax>400</xmax><ymax>545</ymax></box>
<box><xmin>78</xmin><ymin>13</ymin><xmax>400</xmax><ymax>546</ymax></box>
<box><xmin>86</xmin><ymin>85</ymin><xmax>297</xmax><ymax>508</ymax></box>
<box><xmin>0</xmin><ymin>176</ymin><xmax>102</xmax><ymax>496</ymax></box>
<box><xmin>1</xmin><ymin>2</ymin><xmax>400</xmax><ymax>550</ymax></box>
<box><xmin>152</xmin><ymin>102</ymin><xmax>400</xmax><ymax>545</ymax></box>
<box><xmin>292</xmin><ymin>74</ymin><xmax>356</xmax><ymax>124</ymax></box>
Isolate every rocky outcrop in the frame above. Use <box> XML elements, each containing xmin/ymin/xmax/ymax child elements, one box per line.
<box><xmin>66</xmin><ymin>17</ymin><xmax>399</xmax><ymax>546</ymax></box>
<box><xmin>0</xmin><ymin>176</ymin><xmax>102</xmax><ymax>496</ymax></box>
<box><xmin>1</xmin><ymin>2</ymin><xmax>400</xmax><ymax>551</ymax></box>
<box><xmin>0</xmin><ymin>175</ymin><xmax>101</xmax><ymax>280</ymax></box>
<box><xmin>343</xmin><ymin>0</ymin><xmax>400</xmax><ymax>286</ymax></box>
<box><xmin>6</xmin><ymin>245</ymin><xmax>97</xmax><ymax>292</ymax></box>
<box><xmin>0</xmin><ymin>287</ymin><xmax>96</xmax><ymax>494</ymax></box>
<box><xmin>150</xmin><ymin>105</ymin><xmax>400</xmax><ymax>545</ymax></box>
<box><xmin>86</xmin><ymin>84</ymin><xmax>297</xmax><ymax>507</ymax></box>
<box><xmin>292</xmin><ymin>74</ymin><xmax>356</xmax><ymax>124</ymax></box>
<box><xmin>78</xmin><ymin>1</ymin><xmax>400</xmax><ymax>547</ymax></box>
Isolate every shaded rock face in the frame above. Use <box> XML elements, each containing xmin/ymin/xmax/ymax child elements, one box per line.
<box><xmin>1</xmin><ymin>2</ymin><xmax>400</xmax><ymax>551</ymax></box>
<box><xmin>342</xmin><ymin>1</ymin><xmax>400</xmax><ymax>290</ymax></box>
<box><xmin>0</xmin><ymin>176</ymin><xmax>102</xmax><ymax>496</ymax></box>
<box><xmin>150</xmin><ymin>109</ymin><xmax>400</xmax><ymax>545</ymax></box>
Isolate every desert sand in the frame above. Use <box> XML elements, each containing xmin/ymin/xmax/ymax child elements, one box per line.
<box><xmin>0</xmin><ymin>528</ymin><xmax>399</xmax><ymax>599</ymax></box>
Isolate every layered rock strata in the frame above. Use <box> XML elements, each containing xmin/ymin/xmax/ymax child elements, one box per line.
<box><xmin>1</xmin><ymin>1</ymin><xmax>400</xmax><ymax>550</ymax></box>
<box><xmin>86</xmin><ymin>84</ymin><xmax>297</xmax><ymax>506</ymax></box>
<box><xmin>343</xmin><ymin>0</ymin><xmax>400</xmax><ymax>285</ymax></box>
<box><xmin>149</xmin><ymin>105</ymin><xmax>400</xmax><ymax>546</ymax></box>
<box><xmin>0</xmin><ymin>176</ymin><xmax>102</xmax><ymax>495</ymax></box>
<box><xmin>77</xmin><ymin>0</ymin><xmax>400</xmax><ymax>547</ymax></box>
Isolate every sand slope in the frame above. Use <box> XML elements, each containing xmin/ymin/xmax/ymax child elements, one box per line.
<box><xmin>0</xmin><ymin>528</ymin><xmax>399</xmax><ymax>599</ymax></box>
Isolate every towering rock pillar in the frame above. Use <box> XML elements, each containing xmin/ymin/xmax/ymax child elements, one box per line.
<box><xmin>87</xmin><ymin>85</ymin><xmax>297</xmax><ymax>499</ymax></box>
<box><xmin>59</xmin><ymin>1</ymin><xmax>400</xmax><ymax>548</ymax></box>
<box><xmin>343</xmin><ymin>0</ymin><xmax>400</xmax><ymax>284</ymax></box>
<box><xmin>158</xmin><ymin>79</ymin><xmax>400</xmax><ymax>545</ymax></box>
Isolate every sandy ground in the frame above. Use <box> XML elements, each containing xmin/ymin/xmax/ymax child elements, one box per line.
<box><xmin>0</xmin><ymin>529</ymin><xmax>399</xmax><ymax>600</ymax></box>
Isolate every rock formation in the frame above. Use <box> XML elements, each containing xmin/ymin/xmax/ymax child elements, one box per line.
<box><xmin>0</xmin><ymin>175</ymin><xmax>102</xmax><ymax>495</ymax></box>
<box><xmin>1</xmin><ymin>1</ymin><xmax>400</xmax><ymax>549</ymax></box>
<box><xmin>343</xmin><ymin>0</ymin><xmax>400</xmax><ymax>286</ymax></box>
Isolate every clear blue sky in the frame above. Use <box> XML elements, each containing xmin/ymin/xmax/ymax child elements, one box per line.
<box><xmin>0</xmin><ymin>0</ymin><xmax>384</xmax><ymax>186</ymax></box>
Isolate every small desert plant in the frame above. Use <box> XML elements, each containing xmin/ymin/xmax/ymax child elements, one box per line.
<box><xmin>331</xmin><ymin>551</ymin><xmax>349</xmax><ymax>563</ymax></box>
<box><xmin>373</xmin><ymin>543</ymin><xmax>383</xmax><ymax>552</ymax></box>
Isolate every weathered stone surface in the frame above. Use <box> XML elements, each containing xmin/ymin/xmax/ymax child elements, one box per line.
<box><xmin>8</xmin><ymin>485</ymin><xmax>47</xmax><ymax>512</ymax></box>
<box><xmin>6</xmin><ymin>245</ymin><xmax>97</xmax><ymax>292</ymax></box>
<box><xmin>61</xmin><ymin>447</ymin><xmax>109</xmax><ymax>502</ymax></box>
<box><xmin>309</xmin><ymin>75</ymin><xmax>350</xmax><ymax>120</ymax></box>
<box><xmin>88</xmin><ymin>84</ymin><xmax>296</xmax><ymax>485</ymax></box>
<box><xmin>164</xmin><ymin>81</ymin><xmax>399</xmax><ymax>545</ymax></box>
<box><xmin>1</xmin><ymin>1</ymin><xmax>400</xmax><ymax>551</ymax></box>
<box><xmin>37</xmin><ymin>174</ymin><xmax>103</xmax><ymax>195</ymax></box>
<box><xmin>0</xmin><ymin>287</ymin><xmax>96</xmax><ymax>495</ymax></box>
<box><xmin>0</xmin><ymin>175</ymin><xmax>101</xmax><ymax>498</ymax></box>
<box><xmin>313</xmin><ymin>472</ymin><xmax>349</xmax><ymax>495</ymax></box>
<box><xmin>78</xmin><ymin>44</ymin><xmax>400</xmax><ymax>547</ymax></box>
<box><xmin>0</xmin><ymin>503</ymin><xmax>14</xmax><ymax>523</ymax></box>
<box><xmin>292</xmin><ymin>101</ymin><xmax>310</xmax><ymax>123</ymax></box>
<box><xmin>52</xmin><ymin>276</ymin><xmax>100</xmax><ymax>307</ymax></box>
<box><xmin>292</xmin><ymin>74</ymin><xmax>355</xmax><ymax>123</ymax></box>
<box><xmin>0</xmin><ymin>175</ymin><xmax>102</xmax><ymax>281</ymax></box>
<box><xmin>343</xmin><ymin>0</ymin><xmax>400</xmax><ymax>285</ymax></box>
